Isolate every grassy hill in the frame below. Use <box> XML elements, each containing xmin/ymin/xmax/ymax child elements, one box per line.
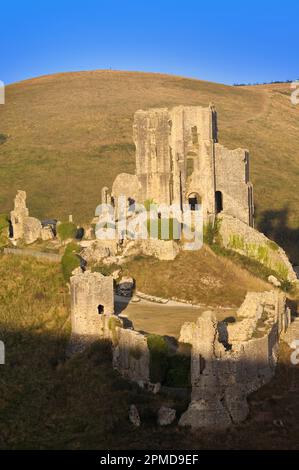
<box><xmin>0</xmin><ymin>70</ymin><xmax>299</xmax><ymax>260</ymax></box>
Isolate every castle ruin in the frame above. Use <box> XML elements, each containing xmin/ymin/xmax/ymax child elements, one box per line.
<box><xmin>109</xmin><ymin>104</ymin><xmax>254</xmax><ymax>226</ymax></box>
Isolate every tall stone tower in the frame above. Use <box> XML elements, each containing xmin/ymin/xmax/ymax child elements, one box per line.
<box><xmin>111</xmin><ymin>104</ymin><xmax>254</xmax><ymax>226</ymax></box>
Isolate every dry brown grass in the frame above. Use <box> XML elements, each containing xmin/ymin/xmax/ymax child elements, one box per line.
<box><xmin>123</xmin><ymin>245</ymin><xmax>270</xmax><ymax>308</ymax></box>
<box><xmin>0</xmin><ymin>71</ymin><xmax>298</xmax><ymax>250</ymax></box>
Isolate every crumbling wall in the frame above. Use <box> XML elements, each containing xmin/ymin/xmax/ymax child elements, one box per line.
<box><xmin>69</xmin><ymin>270</ymin><xmax>150</xmax><ymax>383</ymax></box>
<box><xmin>70</xmin><ymin>271</ymin><xmax>114</xmax><ymax>338</ymax></box>
<box><xmin>219</xmin><ymin>213</ymin><xmax>297</xmax><ymax>283</ymax></box>
<box><xmin>215</xmin><ymin>145</ymin><xmax>254</xmax><ymax>226</ymax></box>
<box><xmin>113</xmin><ymin>328</ymin><xmax>150</xmax><ymax>384</ymax></box>
<box><xmin>10</xmin><ymin>190</ymin><xmax>41</xmax><ymax>244</ymax></box>
<box><xmin>179</xmin><ymin>290</ymin><xmax>291</xmax><ymax>429</ymax></box>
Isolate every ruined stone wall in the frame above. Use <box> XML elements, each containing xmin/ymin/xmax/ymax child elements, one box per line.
<box><xmin>215</xmin><ymin>145</ymin><xmax>254</xmax><ymax>226</ymax></box>
<box><xmin>219</xmin><ymin>213</ymin><xmax>297</xmax><ymax>283</ymax></box>
<box><xmin>70</xmin><ymin>271</ymin><xmax>114</xmax><ymax>337</ymax></box>
<box><xmin>10</xmin><ymin>190</ymin><xmax>42</xmax><ymax>244</ymax></box>
<box><xmin>169</xmin><ymin>105</ymin><xmax>217</xmax><ymax>221</ymax></box>
<box><xmin>133</xmin><ymin>108</ymin><xmax>172</xmax><ymax>204</ymax></box>
<box><xmin>179</xmin><ymin>290</ymin><xmax>291</xmax><ymax>429</ymax></box>
<box><xmin>114</xmin><ymin>104</ymin><xmax>254</xmax><ymax>227</ymax></box>
<box><xmin>113</xmin><ymin>328</ymin><xmax>150</xmax><ymax>384</ymax></box>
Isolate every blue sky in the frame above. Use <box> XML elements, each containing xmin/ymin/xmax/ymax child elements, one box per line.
<box><xmin>0</xmin><ymin>0</ymin><xmax>298</xmax><ymax>85</ymax></box>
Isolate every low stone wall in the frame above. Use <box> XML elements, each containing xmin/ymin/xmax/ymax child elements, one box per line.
<box><xmin>3</xmin><ymin>247</ymin><xmax>61</xmax><ymax>263</ymax></box>
<box><xmin>218</xmin><ymin>214</ymin><xmax>297</xmax><ymax>283</ymax></box>
<box><xmin>179</xmin><ymin>290</ymin><xmax>291</xmax><ymax>430</ymax></box>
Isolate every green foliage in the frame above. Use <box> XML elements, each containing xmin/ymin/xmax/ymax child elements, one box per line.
<box><xmin>203</xmin><ymin>218</ymin><xmax>221</xmax><ymax>245</ymax></box>
<box><xmin>57</xmin><ymin>222</ymin><xmax>77</xmax><ymax>241</ymax></box>
<box><xmin>228</xmin><ymin>234</ymin><xmax>245</xmax><ymax>251</ymax></box>
<box><xmin>0</xmin><ymin>133</ymin><xmax>7</xmax><ymax>145</ymax></box>
<box><xmin>211</xmin><ymin>244</ymin><xmax>292</xmax><ymax>292</ymax></box>
<box><xmin>0</xmin><ymin>213</ymin><xmax>9</xmax><ymax>248</ymax></box>
<box><xmin>147</xmin><ymin>334</ymin><xmax>169</xmax><ymax>383</ymax></box>
<box><xmin>61</xmin><ymin>242</ymin><xmax>81</xmax><ymax>282</ymax></box>
<box><xmin>147</xmin><ymin>335</ymin><xmax>191</xmax><ymax>387</ymax></box>
<box><xmin>164</xmin><ymin>354</ymin><xmax>191</xmax><ymax>388</ymax></box>
<box><xmin>93</xmin><ymin>263</ymin><xmax>120</xmax><ymax>277</ymax></box>
<box><xmin>266</xmin><ymin>240</ymin><xmax>280</xmax><ymax>252</ymax></box>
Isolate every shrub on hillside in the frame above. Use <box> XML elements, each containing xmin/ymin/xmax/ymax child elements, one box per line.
<box><xmin>147</xmin><ymin>334</ymin><xmax>169</xmax><ymax>383</ymax></box>
<box><xmin>0</xmin><ymin>134</ymin><xmax>7</xmax><ymax>145</ymax></box>
<box><xmin>0</xmin><ymin>214</ymin><xmax>9</xmax><ymax>248</ymax></box>
<box><xmin>57</xmin><ymin>222</ymin><xmax>77</xmax><ymax>241</ymax></box>
<box><xmin>61</xmin><ymin>242</ymin><xmax>81</xmax><ymax>282</ymax></box>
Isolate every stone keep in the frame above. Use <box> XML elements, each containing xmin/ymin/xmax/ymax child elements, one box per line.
<box><xmin>70</xmin><ymin>271</ymin><xmax>114</xmax><ymax>337</ymax></box>
<box><xmin>111</xmin><ymin>104</ymin><xmax>254</xmax><ymax>226</ymax></box>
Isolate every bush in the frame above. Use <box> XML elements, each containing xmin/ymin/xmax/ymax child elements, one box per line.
<box><xmin>147</xmin><ymin>335</ymin><xmax>191</xmax><ymax>387</ymax></box>
<box><xmin>57</xmin><ymin>222</ymin><xmax>77</xmax><ymax>241</ymax></box>
<box><xmin>203</xmin><ymin>218</ymin><xmax>221</xmax><ymax>245</ymax></box>
<box><xmin>165</xmin><ymin>354</ymin><xmax>191</xmax><ymax>388</ymax></box>
<box><xmin>147</xmin><ymin>334</ymin><xmax>169</xmax><ymax>383</ymax></box>
<box><xmin>0</xmin><ymin>214</ymin><xmax>9</xmax><ymax>248</ymax></box>
<box><xmin>0</xmin><ymin>134</ymin><xmax>7</xmax><ymax>145</ymax></box>
<box><xmin>61</xmin><ymin>242</ymin><xmax>81</xmax><ymax>282</ymax></box>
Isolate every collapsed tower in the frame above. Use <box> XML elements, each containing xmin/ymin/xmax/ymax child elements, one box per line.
<box><xmin>110</xmin><ymin>104</ymin><xmax>254</xmax><ymax>226</ymax></box>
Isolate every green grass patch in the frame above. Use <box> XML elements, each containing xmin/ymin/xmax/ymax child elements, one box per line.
<box><xmin>57</xmin><ymin>222</ymin><xmax>77</xmax><ymax>241</ymax></box>
<box><xmin>147</xmin><ymin>335</ymin><xmax>191</xmax><ymax>387</ymax></box>
<box><xmin>0</xmin><ymin>213</ymin><xmax>9</xmax><ymax>248</ymax></box>
<box><xmin>211</xmin><ymin>243</ymin><xmax>292</xmax><ymax>292</ymax></box>
<box><xmin>0</xmin><ymin>133</ymin><xmax>7</xmax><ymax>145</ymax></box>
<box><xmin>61</xmin><ymin>242</ymin><xmax>81</xmax><ymax>282</ymax></box>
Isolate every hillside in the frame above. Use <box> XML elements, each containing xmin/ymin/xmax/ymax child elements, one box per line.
<box><xmin>0</xmin><ymin>71</ymin><xmax>299</xmax><ymax>260</ymax></box>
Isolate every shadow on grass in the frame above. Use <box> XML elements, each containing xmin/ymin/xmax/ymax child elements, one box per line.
<box><xmin>0</xmin><ymin>326</ymin><xmax>299</xmax><ymax>450</ymax></box>
<box><xmin>258</xmin><ymin>206</ymin><xmax>299</xmax><ymax>265</ymax></box>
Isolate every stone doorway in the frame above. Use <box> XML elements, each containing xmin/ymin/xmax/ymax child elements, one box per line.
<box><xmin>188</xmin><ymin>193</ymin><xmax>201</xmax><ymax>211</ymax></box>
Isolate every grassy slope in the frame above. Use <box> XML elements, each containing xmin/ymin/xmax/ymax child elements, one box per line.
<box><xmin>0</xmin><ymin>71</ymin><xmax>299</xmax><ymax>258</ymax></box>
<box><xmin>0</xmin><ymin>254</ymin><xmax>298</xmax><ymax>450</ymax></box>
<box><xmin>123</xmin><ymin>246</ymin><xmax>270</xmax><ymax>307</ymax></box>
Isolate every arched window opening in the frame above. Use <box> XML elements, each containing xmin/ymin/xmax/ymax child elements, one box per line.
<box><xmin>98</xmin><ymin>305</ymin><xmax>104</xmax><ymax>315</ymax></box>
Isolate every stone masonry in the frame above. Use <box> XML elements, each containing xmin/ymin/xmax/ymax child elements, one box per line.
<box><xmin>179</xmin><ymin>290</ymin><xmax>291</xmax><ymax>429</ymax></box>
<box><xmin>70</xmin><ymin>271</ymin><xmax>114</xmax><ymax>338</ymax></box>
<box><xmin>109</xmin><ymin>104</ymin><xmax>254</xmax><ymax>226</ymax></box>
<box><xmin>10</xmin><ymin>190</ymin><xmax>42</xmax><ymax>244</ymax></box>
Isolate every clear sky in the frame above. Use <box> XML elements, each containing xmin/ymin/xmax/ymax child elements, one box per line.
<box><xmin>0</xmin><ymin>0</ymin><xmax>298</xmax><ymax>85</ymax></box>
